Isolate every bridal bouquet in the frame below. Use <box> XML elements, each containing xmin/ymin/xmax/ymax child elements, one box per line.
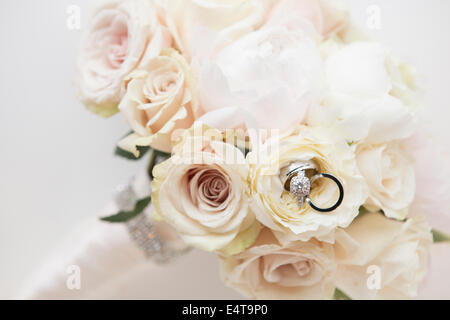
<box><xmin>75</xmin><ymin>0</ymin><xmax>450</xmax><ymax>300</ymax></box>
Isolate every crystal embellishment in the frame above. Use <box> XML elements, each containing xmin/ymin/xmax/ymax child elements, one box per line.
<box><xmin>126</xmin><ymin>214</ymin><xmax>167</xmax><ymax>262</ymax></box>
<box><xmin>113</xmin><ymin>180</ymin><xmax>191</xmax><ymax>263</ymax></box>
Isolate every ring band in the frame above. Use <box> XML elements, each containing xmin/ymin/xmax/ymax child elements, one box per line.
<box><xmin>280</xmin><ymin>161</ymin><xmax>318</xmax><ymax>191</ymax></box>
<box><xmin>306</xmin><ymin>173</ymin><xmax>344</xmax><ymax>213</ymax></box>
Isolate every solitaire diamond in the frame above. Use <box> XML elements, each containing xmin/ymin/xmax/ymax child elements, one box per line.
<box><xmin>289</xmin><ymin>172</ymin><xmax>311</xmax><ymax>208</ymax></box>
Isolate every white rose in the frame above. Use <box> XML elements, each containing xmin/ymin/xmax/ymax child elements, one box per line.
<box><xmin>118</xmin><ymin>49</ymin><xmax>198</xmax><ymax>153</ymax></box>
<box><xmin>248</xmin><ymin>126</ymin><xmax>367</xmax><ymax>243</ymax></box>
<box><xmin>76</xmin><ymin>0</ymin><xmax>172</xmax><ymax>117</ymax></box>
<box><xmin>356</xmin><ymin>141</ymin><xmax>415</xmax><ymax>220</ymax></box>
<box><xmin>308</xmin><ymin>41</ymin><xmax>418</xmax><ymax>144</ymax></box>
<box><xmin>151</xmin><ymin>125</ymin><xmax>259</xmax><ymax>253</ymax></box>
<box><xmin>335</xmin><ymin>212</ymin><xmax>432</xmax><ymax>299</ymax></box>
<box><xmin>266</xmin><ymin>0</ymin><xmax>349</xmax><ymax>39</ymax></box>
<box><xmin>161</xmin><ymin>0</ymin><xmax>275</xmax><ymax>60</ymax></box>
<box><xmin>220</xmin><ymin>228</ymin><xmax>336</xmax><ymax>300</ymax></box>
<box><xmin>196</xmin><ymin>26</ymin><xmax>323</xmax><ymax>135</ymax></box>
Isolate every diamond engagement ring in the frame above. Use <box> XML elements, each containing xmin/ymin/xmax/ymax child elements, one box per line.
<box><xmin>279</xmin><ymin>160</ymin><xmax>344</xmax><ymax>213</ymax></box>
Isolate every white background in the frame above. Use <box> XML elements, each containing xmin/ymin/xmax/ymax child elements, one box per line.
<box><xmin>0</xmin><ymin>0</ymin><xmax>449</xmax><ymax>299</ymax></box>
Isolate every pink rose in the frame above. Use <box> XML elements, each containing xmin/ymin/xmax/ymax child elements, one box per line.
<box><xmin>220</xmin><ymin>228</ymin><xmax>336</xmax><ymax>299</ymax></box>
<box><xmin>151</xmin><ymin>125</ymin><xmax>259</xmax><ymax>254</ymax></box>
<box><xmin>405</xmin><ymin>131</ymin><xmax>450</xmax><ymax>231</ymax></box>
<box><xmin>118</xmin><ymin>49</ymin><xmax>199</xmax><ymax>153</ymax></box>
<box><xmin>76</xmin><ymin>0</ymin><xmax>172</xmax><ymax>117</ymax></box>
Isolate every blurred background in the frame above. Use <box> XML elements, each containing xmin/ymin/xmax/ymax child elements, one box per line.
<box><xmin>0</xmin><ymin>0</ymin><xmax>449</xmax><ymax>299</ymax></box>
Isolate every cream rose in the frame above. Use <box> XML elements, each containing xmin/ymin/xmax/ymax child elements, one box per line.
<box><xmin>220</xmin><ymin>228</ymin><xmax>336</xmax><ymax>300</ymax></box>
<box><xmin>335</xmin><ymin>212</ymin><xmax>432</xmax><ymax>299</ymax></box>
<box><xmin>307</xmin><ymin>41</ymin><xmax>418</xmax><ymax>144</ymax></box>
<box><xmin>248</xmin><ymin>126</ymin><xmax>367</xmax><ymax>243</ymax></box>
<box><xmin>118</xmin><ymin>49</ymin><xmax>199</xmax><ymax>153</ymax></box>
<box><xmin>76</xmin><ymin>0</ymin><xmax>172</xmax><ymax>117</ymax></box>
<box><xmin>356</xmin><ymin>141</ymin><xmax>415</xmax><ymax>220</ymax></box>
<box><xmin>151</xmin><ymin>125</ymin><xmax>259</xmax><ymax>253</ymax></box>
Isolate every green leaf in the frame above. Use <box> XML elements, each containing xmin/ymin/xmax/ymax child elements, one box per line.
<box><xmin>334</xmin><ymin>288</ymin><xmax>351</xmax><ymax>300</ymax></box>
<box><xmin>114</xmin><ymin>131</ymin><xmax>150</xmax><ymax>160</ymax></box>
<box><xmin>432</xmin><ymin>229</ymin><xmax>450</xmax><ymax>243</ymax></box>
<box><xmin>219</xmin><ymin>222</ymin><xmax>262</xmax><ymax>256</ymax></box>
<box><xmin>115</xmin><ymin>144</ymin><xmax>150</xmax><ymax>160</ymax></box>
<box><xmin>100</xmin><ymin>197</ymin><xmax>151</xmax><ymax>223</ymax></box>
